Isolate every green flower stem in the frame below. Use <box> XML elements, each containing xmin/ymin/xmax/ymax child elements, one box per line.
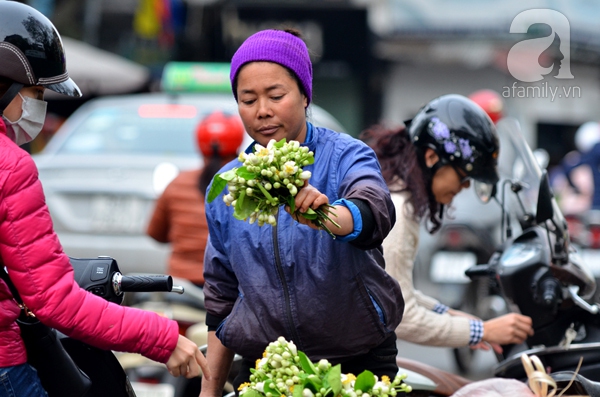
<box><xmin>295</xmin><ymin>204</ymin><xmax>341</xmax><ymax>239</ymax></box>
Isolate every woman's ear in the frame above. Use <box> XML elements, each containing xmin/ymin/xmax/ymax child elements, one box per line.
<box><xmin>424</xmin><ymin>148</ymin><xmax>440</xmax><ymax>168</ymax></box>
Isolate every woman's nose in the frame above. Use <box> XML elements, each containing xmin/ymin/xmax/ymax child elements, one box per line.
<box><xmin>257</xmin><ymin>98</ymin><xmax>272</xmax><ymax>118</ymax></box>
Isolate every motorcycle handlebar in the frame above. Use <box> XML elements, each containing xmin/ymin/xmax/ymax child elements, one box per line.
<box><xmin>115</xmin><ymin>274</ymin><xmax>174</xmax><ymax>294</ymax></box>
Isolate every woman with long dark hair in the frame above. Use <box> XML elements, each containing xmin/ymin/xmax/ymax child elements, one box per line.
<box><xmin>362</xmin><ymin>94</ymin><xmax>534</xmax><ymax>353</ymax></box>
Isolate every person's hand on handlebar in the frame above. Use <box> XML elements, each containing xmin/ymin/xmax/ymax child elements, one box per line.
<box><xmin>166</xmin><ymin>335</ymin><xmax>212</xmax><ymax>379</ymax></box>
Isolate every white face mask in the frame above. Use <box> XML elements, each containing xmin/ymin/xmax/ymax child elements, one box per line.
<box><xmin>2</xmin><ymin>93</ymin><xmax>47</xmax><ymax>146</ymax></box>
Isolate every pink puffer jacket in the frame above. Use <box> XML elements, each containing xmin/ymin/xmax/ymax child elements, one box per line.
<box><xmin>0</xmin><ymin>120</ymin><xmax>178</xmax><ymax>368</ymax></box>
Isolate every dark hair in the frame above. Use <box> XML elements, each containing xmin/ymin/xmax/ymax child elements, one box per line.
<box><xmin>198</xmin><ymin>146</ymin><xmax>238</xmax><ymax>197</ymax></box>
<box><xmin>360</xmin><ymin>124</ymin><xmax>443</xmax><ymax>233</ymax></box>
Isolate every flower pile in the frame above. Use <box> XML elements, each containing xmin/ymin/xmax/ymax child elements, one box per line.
<box><xmin>238</xmin><ymin>337</ymin><xmax>412</xmax><ymax>397</ymax></box>
<box><xmin>207</xmin><ymin>138</ymin><xmax>340</xmax><ymax>237</ymax></box>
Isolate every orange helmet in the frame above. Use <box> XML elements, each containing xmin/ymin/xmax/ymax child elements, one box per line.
<box><xmin>195</xmin><ymin>111</ymin><xmax>245</xmax><ymax>157</ymax></box>
<box><xmin>468</xmin><ymin>89</ymin><xmax>504</xmax><ymax>124</ymax></box>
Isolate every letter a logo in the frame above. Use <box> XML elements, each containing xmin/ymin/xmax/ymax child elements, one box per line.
<box><xmin>507</xmin><ymin>9</ymin><xmax>574</xmax><ymax>82</ymax></box>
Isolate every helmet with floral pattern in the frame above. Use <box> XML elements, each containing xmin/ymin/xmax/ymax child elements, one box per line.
<box><xmin>408</xmin><ymin>94</ymin><xmax>500</xmax><ymax>185</ymax></box>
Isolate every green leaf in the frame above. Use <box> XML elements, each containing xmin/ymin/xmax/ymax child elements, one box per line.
<box><xmin>303</xmin><ymin>156</ymin><xmax>315</xmax><ymax>165</ymax></box>
<box><xmin>207</xmin><ymin>173</ymin><xmax>227</xmax><ymax>203</ymax></box>
<box><xmin>220</xmin><ymin>169</ymin><xmax>238</xmax><ymax>181</ymax></box>
<box><xmin>299</xmin><ymin>207</ymin><xmax>318</xmax><ymax>220</ymax></box>
<box><xmin>241</xmin><ymin>389</ymin><xmax>260</xmax><ymax>397</ymax></box>
<box><xmin>306</xmin><ymin>374</ymin><xmax>323</xmax><ymax>390</ymax></box>
<box><xmin>274</xmin><ymin>138</ymin><xmax>287</xmax><ymax>148</ymax></box>
<box><xmin>297</xmin><ymin>351</ymin><xmax>317</xmax><ymax>375</ymax></box>
<box><xmin>234</xmin><ymin>192</ymin><xmax>255</xmax><ymax>221</ymax></box>
<box><xmin>263</xmin><ymin>379</ymin><xmax>279</xmax><ymax>396</ymax></box>
<box><xmin>326</xmin><ymin>365</ymin><xmax>342</xmax><ymax>396</ymax></box>
<box><xmin>354</xmin><ymin>370</ymin><xmax>376</xmax><ymax>392</ymax></box>
<box><xmin>287</xmin><ymin>195</ymin><xmax>296</xmax><ymax>215</ymax></box>
<box><xmin>293</xmin><ymin>383</ymin><xmax>305</xmax><ymax>397</ymax></box>
<box><xmin>236</xmin><ymin>166</ymin><xmax>257</xmax><ymax>180</ymax></box>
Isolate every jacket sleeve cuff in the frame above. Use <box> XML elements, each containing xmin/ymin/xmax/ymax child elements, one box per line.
<box><xmin>468</xmin><ymin>319</ymin><xmax>484</xmax><ymax>345</ymax></box>
<box><xmin>206</xmin><ymin>312</ymin><xmax>226</xmax><ymax>332</ymax></box>
<box><xmin>331</xmin><ymin>198</ymin><xmax>362</xmax><ymax>241</ymax></box>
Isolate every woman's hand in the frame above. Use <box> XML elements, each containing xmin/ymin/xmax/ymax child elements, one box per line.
<box><xmin>166</xmin><ymin>335</ymin><xmax>211</xmax><ymax>379</ymax></box>
<box><xmin>285</xmin><ymin>181</ymin><xmax>329</xmax><ymax>229</ymax></box>
<box><xmin>482</xmin><ymin>313</ymin><xmax>534</xmax><ymax>353</ymax></box>
<box><xmin>284</xmin><ymin>181</ymin><xmax>353</xmax><ymax>235</ymax></box>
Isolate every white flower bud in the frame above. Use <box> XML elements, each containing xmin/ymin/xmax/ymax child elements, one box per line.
<box><xmin>300</xmin><ymin>171</ymin><xmax>311</xmax><ymax>180</ymax></box>
<box><xmin>288</xmin><ymin>342</ymin><xmax>297</xmax><ymax>356</ymax></box>
<box><xmin>303</xmin><ymin>389</ymin><xmax>314</xmax><ymax>397</ymax></box>
<box><xmin>268</xmin><ymin>215</ymin><xmax>277</xmax><ymax>226</ymax></box>
<box><xmin>246</xmin><ymin>188</ymin><xmax>253</xmax><ymax>196</ymax></box>
<box><xmin>317</xmin><ymin>360</ymin><xmax>329</xmax><ymax>372</ymax></box>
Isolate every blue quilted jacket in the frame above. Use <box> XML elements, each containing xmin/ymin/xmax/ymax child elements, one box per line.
<box><xmin>203</xmin><ymin>124</ymin><xmax>404</xmax><ymax>361</ymax></box>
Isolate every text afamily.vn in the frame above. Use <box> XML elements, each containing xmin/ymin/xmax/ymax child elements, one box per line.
<box><xmin>502</xmin><ymin>82</ymin><xmax>581</xmax><ymax>101</ymax></box>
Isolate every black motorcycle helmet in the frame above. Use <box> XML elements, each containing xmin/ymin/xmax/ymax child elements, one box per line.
<box><xmin>408</xmin><ymin>94</ymin><xmax>500</xmax><ymax>185</ymax></box>
<box><xmin>0</xmin><ymin>1</ymin><xmax>81</xmax><ymax>113</ymax></box>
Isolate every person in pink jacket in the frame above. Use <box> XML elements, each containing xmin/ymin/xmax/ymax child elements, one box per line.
<box><xmin>0</xmin><ymin>2</ymin><xmax>210</xmax><ymax>396</ymax></box>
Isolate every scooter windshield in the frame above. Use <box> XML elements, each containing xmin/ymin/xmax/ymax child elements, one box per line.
<box><xmin>495</xmin><ymin>117</ymin><xmax>567</xmax><ymax>238</ymax></box>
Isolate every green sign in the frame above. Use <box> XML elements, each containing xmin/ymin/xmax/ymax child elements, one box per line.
<box><xmin>161</xmin><ymin>62</ymin><xmax>231</xmax><ymax>93</ymax></box>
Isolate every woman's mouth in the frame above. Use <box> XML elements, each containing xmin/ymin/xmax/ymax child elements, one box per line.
<box><xmin>257</xmin><ymin>125</ymin><xmax>279</xmax><ymax>136</ymax></box>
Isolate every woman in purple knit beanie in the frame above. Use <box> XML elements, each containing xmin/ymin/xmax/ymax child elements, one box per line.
<box><xmin>201</xmin><ymin>29</ymin><xmax>403</xmax><ymax>397</ymax></box>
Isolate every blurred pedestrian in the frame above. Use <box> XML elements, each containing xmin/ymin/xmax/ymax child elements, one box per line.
<box><xmin>201</xmin><ymin>28</ymin><xmax>403</xmax><ymax>397</ymax></box>
<box><xmin>468</xmin><ymin>89</ymin><xmax>505</xmax><ymax>125</ymax></box>
<box><xmin>147</xmin><ymin>111</ymin><xmax>245</xmax><ymax>287</ymax></box>
<box><xmin>556</xmin><ymin>121</ymin><xmax>599</xmax><ymax>214</ymax></box>
<box><xmin>361</xmin><ymin>94</ymin><xmax>534</xmax><ymax>354</ymax></box>
<box><xmin>0</xmin><ymin>3</ymin><xmax>209</xmax><ymax>395</ymax></box>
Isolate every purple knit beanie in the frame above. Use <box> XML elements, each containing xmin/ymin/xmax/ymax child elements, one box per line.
<box><xmin>230</xmin><ymin>29</ymin><xmax>313</xmax><ymax>105</ymax></box>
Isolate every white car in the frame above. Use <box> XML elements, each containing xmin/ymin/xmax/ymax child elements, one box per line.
<box><xmin>33</xmin><ymin>92</ymin><xmax>344</xmax><ymax>275</ymax></box>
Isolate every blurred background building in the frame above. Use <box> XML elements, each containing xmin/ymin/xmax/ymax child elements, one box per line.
<box><xmin>18</xmin><ymin>0</ymin><xmax>600</xmax><ymax>378</ymax></box>
<box><xmin>19</xmin><ymin>0</ymin><xmax>600</xmax><ymax>167</ymax></box>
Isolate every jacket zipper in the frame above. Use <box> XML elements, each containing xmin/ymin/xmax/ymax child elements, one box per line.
<box><xmin>272</xmin><ymin>208</ymin><xmax>302</xmax><ymax>347</ymax></box>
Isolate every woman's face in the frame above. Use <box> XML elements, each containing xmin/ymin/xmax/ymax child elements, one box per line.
<box><xmin>3</xmin><ymin>85</ymin><xmax>45</xmax><ymax>122</ymax></box>
<box><xmin>425</xmin><ymin>148</ymin><xmax>471</xmax><ymax>205</ymax></box>
<box><xmin>236</xmin><ymin>62</ymin><xmax>308</xmax><ymax>147</ymax></box>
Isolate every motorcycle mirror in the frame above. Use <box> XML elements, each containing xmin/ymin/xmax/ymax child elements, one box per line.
<box><xmin>473</xmin><ymin>180</ymin><xmax>496</xmax><ymax>204</ymax></box>
<box><xmin>535</xmin><ymin>171</ymin><xmax>554</xmax><ymax>224</ymax></box>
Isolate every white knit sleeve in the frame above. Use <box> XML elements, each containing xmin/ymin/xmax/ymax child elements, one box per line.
<box><xmin>384</xmin><ymin>192</ymin><xmax>471</xmax><ymax>347</ymax></box>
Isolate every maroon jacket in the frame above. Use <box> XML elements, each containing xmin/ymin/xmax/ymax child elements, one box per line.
<box><xmin>0</xmin><ymin>120</ymin><xmax>178</xmax><ymax>367</ymax></box>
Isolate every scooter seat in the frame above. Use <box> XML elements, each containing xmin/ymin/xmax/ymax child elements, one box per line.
<box><xmin>396</xmin><ymin>357</ymin><xmax>472</xmax><ymax>396</ymax></box>
<box><xmin>552</xmin><ymin>371</ymin><xmax>600</xmax><ymax>397</ymax></box>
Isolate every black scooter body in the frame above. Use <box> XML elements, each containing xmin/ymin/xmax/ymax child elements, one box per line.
<box><xmin>56</xmin><ymin>256</ymin><xmax>176</xmax><ymax>397</ymax></box>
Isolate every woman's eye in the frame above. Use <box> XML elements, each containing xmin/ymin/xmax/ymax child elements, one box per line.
<box><xmin>271</xmin><ymin>95</ymin><xmax>283</xmax><ymax>101</ymax></box>
<box><xmin>241</xmin><ymin>99</ymin><xmax>255</xmax><ymax>105</ymax></box>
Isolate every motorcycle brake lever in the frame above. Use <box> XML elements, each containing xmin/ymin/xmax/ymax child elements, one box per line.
<box><xmin>568</xmin><ymin>285</ymin><xmax>599</xmax><ymax>314</ymax></box>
